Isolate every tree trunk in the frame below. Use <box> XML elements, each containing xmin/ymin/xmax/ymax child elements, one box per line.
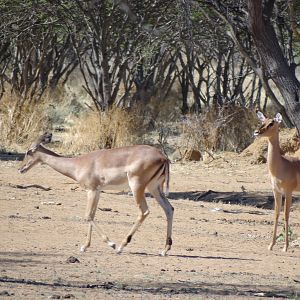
<box><xmin>248</xmin><ymin>0</ymin><xmax>300</xmax><ymax>133</ymax></box>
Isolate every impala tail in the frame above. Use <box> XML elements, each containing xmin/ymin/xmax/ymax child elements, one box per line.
<box><xmin>164</xmin><ymin>159</ymin><xmax>170</xmax><ymax>196</ymax></box>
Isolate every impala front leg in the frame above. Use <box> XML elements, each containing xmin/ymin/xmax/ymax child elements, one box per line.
<box><xmin>269</xmin><ymin>190</ymin><xmax>282</xmax><ymax>251</ymax></box>
<box><xmin>81</xmin><ymin>222</ymin><xmax>93</xmax><ymax>252</ymax></box>
<box><xmin>283</xmin><ymin>192</ymin><xmax>292</xmax><ymax>252</ymax></box>
<box><xmin>81</xmin><ymin>190</ymin><xmax>115</xmax><ymax>252</ymax></box>
<box><xmin>80</xmin><ymin>190</ymin><xmax>98</xmax><ymax>252</ymax></box>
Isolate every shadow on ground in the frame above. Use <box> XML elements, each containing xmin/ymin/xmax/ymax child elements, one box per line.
<box><xmin>0</xmin><ymin>152</ymin><xmax>24</xmax><ymax>161</ymax></box>
<box><xmin>168</xmin><ymin>190</ymin><xmax>300</xmax><ymax>210</ymax></box>
<box><xmin>0</xmin><ymin>251</ymin><xmax>63</xmax><ymax>267</ymax></box>
<box><xmin>0</xmin><ymin>276</ymin><xmax>299</xmax><ymax>298</ymax></box>
<box><xmin>104</xmin><ymin>190</ymin><xmax>300</xmax><ymax>210</ymax></box>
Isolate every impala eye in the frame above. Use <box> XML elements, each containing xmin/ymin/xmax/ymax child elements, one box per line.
<box><xmin>267</xmin><ymin>121</ymin><xmax>274</xmax><ymax>128</ymax></box>
<box><xmin>26</xmin><ymin>149</ymin><xmax>32</xmax><ymax>156</ymax></box>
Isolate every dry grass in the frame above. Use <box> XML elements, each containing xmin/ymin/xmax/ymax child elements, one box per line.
<box><xmin>178</xmin><ymin>105</ymin><xmax>257</xmax><ymax>155</ymax></box>
<box><xmin>1</xmin><ymin>88</ymin><xmax>283</xmax><ymax>161</ymax></box>
<box><xmin>61</xmin><ymin>106</ymin><xmax>145</xmax><ymax>154</ymax></box>
<box><xmin>0</xmin><ymin>94</ymin><xmax>49</xmax><ymax>152</ymax></box>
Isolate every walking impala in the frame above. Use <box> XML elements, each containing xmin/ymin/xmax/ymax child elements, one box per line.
<box><xmin>19</xmin><ymin>133</ymin><xmax>173</xmax><ymax>256</ymax></box>
<box><xmin>255</xmin><ymin>111</ymin><xmax>300</xmax><ymax>252</ymax></box>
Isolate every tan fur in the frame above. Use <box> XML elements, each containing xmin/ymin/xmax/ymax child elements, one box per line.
<box><xmin>19</xmin><ymin>133</ymin><xmax>173</xmax><ymax>256</ymax></box>
<box><xmin>255</xmin><ymin>112</ymin><xmax>299</xmax><ymax>252</ymax></box>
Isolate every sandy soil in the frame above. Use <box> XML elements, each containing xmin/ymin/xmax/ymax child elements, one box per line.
<box><xmin>1</xmin><ymin>153</ymin><xmax>300</xmax><ymax>299</ymax></box>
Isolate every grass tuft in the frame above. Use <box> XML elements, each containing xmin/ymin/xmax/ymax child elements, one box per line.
<box><xmin>0</xmin><ymin>94</ymin><xmax>49</xmax><ymax>152</ymax></box>
<box><xmin>61</xmin><ymin>106</ymin><xmax>145</xmax><ymax>154</ymax></box>
<box><xmin>178</xmin><ymin>105</ymin><xmax>257</xmax><ymax>154</ymax></box>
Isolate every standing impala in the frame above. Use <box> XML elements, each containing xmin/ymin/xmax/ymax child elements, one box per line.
<box><xmin>19</xmin><ymin>133</ymin><xmax>173</xmax><ymax>256</ymax></box>
<box><xmin>255</xmin><ymin>111</ymin><xmax>300</xmax><ymax>252</ymax></box>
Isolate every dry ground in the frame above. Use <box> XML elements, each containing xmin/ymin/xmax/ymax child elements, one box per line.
<box><xmin>1</xmin><ymin>153</ymin><xmax>300</xmax><ymax>299</ymax></box>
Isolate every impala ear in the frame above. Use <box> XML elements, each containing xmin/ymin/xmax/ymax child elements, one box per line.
<box><xmin>39</xmin><ymin>132</ymin><xmax>52</xmax><ymax>145</ymax></box>
<box><xmin>28</xmin><ymin>132</ymin><xmax>52</xmax><ymax>152</ymax></box>
<box><xmin>256</xmin><ymin>111</ymin><xmax>266</xmax><ymax>122</ymax></box>
<box><xmin>274</xmin><ymin>113</ymin><xmax>282</xmax><ymax>123</ymax></box>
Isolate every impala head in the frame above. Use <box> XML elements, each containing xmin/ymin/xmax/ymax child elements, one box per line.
<box><xmin>18</xmin><ymin>132</ymin><xmax>52</xmax><ymax>174</ymax></box>
<box><xmin>254</xmin><ymin>111</ymin><xmax>282</xmax><ymax>138</ymax></box>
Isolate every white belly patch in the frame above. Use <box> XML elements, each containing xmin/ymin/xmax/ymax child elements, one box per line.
<box><xmin>99</xmin><ymin>181</ymin><xmax>130</xmax><ymax>191</ymax></box>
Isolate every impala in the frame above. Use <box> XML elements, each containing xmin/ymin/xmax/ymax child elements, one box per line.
<box><xmin>19</xmin><ymin>132</ymin><xmax>173</xmax><ymax>256</ymax></box>
<box><xmin>255</xmin><ymin>111</ymin><xmax>299</xmax><ymax>252</ymax></box>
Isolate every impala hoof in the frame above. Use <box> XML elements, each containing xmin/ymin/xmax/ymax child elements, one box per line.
<box><xmin>108</xmin><ymin>241</ymin><xmax>116</xmax><ymax>249</ymax></box>
<box><xmin>80</xmin><ymin>245</ymin><xmax>87</xmax><ymax>253</ymax></box>
<box><xmin>116</xmin><ymin>246</ymin><xmax>123</xmax><ymax>254</ymax></box>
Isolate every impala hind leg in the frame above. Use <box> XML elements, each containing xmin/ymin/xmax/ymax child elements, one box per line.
<box><xmin>148</xmin><ymin>185</ymin><xmax>174</xmax><ymax>256</ymax></box>
<box><xmin>117</xmin><ymin>184</ymin><xmax>149</xmax><ymax>254</ymax></box>
<box><xmin>269</xmin><ymin>190</ymin><xmax>282</xmax><ymax>251</ymax></box>
<box><xmin>283</xmin><ymin>192</ymin><xmax>292</xmax><ymax>252</ymax></box>
<box><xmin>81</xmin><ymin>190</ymin><xmax>115</xmax><ymax>252</ymax></box>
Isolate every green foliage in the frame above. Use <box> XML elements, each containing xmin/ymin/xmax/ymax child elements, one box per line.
<box><xmin>276</xmin><ymin>225</ymin><xmax>296</xmax><ymax>242</ymax></box>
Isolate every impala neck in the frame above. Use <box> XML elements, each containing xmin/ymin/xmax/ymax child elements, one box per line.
<box><xmin>267</xmin><ymin>130</ymin><xmax>282</xmax><ymax>175</ymax></box>
<box><xmin>37</xmin><ymin>147</ymin><xmax>78</xmax><ymax>181</ymax></box>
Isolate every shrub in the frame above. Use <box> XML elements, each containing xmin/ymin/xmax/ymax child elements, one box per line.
<box><xmin>0</xmin><ymin>94</ymin><xmax>49</xmax><ymax>151</ymax></box>
<box><xmin>61</xmin><ymin>106</ymin><xmax>145</xmax><ymax>154</ymax></box>
<box><xmin>179</xmin><ymin>105</ymin><xmax>257</xmax><ymax>154</ymax></box>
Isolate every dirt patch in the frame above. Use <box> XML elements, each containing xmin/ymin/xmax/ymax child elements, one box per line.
<box><xmin>1</xmin><ymin>157</ymin><xmax>300</xmax><ymax>299</ymax></box>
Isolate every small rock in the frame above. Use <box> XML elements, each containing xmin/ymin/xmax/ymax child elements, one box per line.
<box><xmin>186</xmin><ymin>149</ymin><xmax>201</xmax><ymax>161</ymax></box>
<box><xmin>99</xmin><ymin>207</ymin><xmax>112</xmax><ymax>212</ymax></box>
<box><xmin>8</xmin><ymin>215</ymin><xmax>20</xmax><ymax>219</ymax></box>
<box><xmin>186</xmin><ymin>248</ymin><xmax>194</xmax><ymax>251</ymax></box>
<box><xmin>49</xmin><ymin>295</ymin><xmax>61</xmax><ymax>299</ymax></box>
<box><xmin>0</xmin><ymin>290</ymin><xmax>11</xmax><ymax>296</ymax></box>
<box><xmin>172</xmin><ymin>148</ymin><xmax>202</xmax><ymax>161</ymax></box>
<box><xmin>41</xmin><ymin>201</ymin><xmax>61</xmax><ymax>205</ymax></box>
<box><xmin>211</xmin><ymin>207</ymin><xmax>223</xmax><ymax>212</ymax></box>
<box><xmin>66</xmin><ymin>256</ymin><xmax>80</xmax><ymax>263</ymax></box>
<box><xmin>63</xmin><ymin>294</ymin><xmax>75</xmax><ymax>299</ymax></box>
